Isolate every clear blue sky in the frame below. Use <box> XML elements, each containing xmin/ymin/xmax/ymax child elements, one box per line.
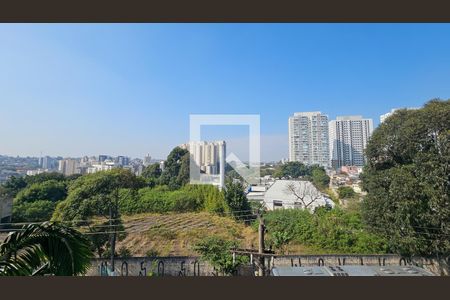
<box><xmin>1</xmin><ymin>24</ymin><xmax>449</xmax><ymax>161</ymax></box>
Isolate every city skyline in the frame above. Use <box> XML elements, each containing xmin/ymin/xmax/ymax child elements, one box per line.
<box><xmin>1</xmin><ymin>24</ymin><xmax>450</xmax><ymax>160</ymax></box>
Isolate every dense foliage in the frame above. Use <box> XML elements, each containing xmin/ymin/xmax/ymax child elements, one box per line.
<box><xmin>141</xmin><ymin>163</ymin><xmax>162</xmax><ymax>187</ymax></box>
<box><xmin>361</xmin><ymin>99</ymin><xmax>449</xmax><ymax>257</ymax></box>
<box><xmin>50</xmin><ymin>169</ymin><xmax>144</xmax><ymax>258</ymax></box>
<box><xmin>223</xmin><ymin>180</ymin><xmax>252</xmax><ymax>219</ymax></box>
<box><xmin>337</xmin><ymin>186</ymin><xmax>356</xmax><ymax>199</ymax></box>
<box><xmin>52</xmin><ymin>168</ymin><xmax>144</xmax><ymax>221</ymax></box>
<box><xmin>118</xmin><ymin>184</ymin><xmax>228</xmax><ymax>215</ymax></box>
<box><xmin>2</xmin><ymin>174</ymin><xmax>69</xmax><ymax>222</ymax></box>
<box><xmin>194</xmin><ymin>236</ymin><xmax>248</xmax><ymax>275</ymax></box>
<box><xmin>261</xmin><ymin>208</ymin><xmax>387</xmax><ymax>254</ymax></box>
<box><xmin>159</xmin><ymin>147</ymin><xmax>190</xmax><ymax>189</ymax></box>
<box><xmin>273</xmin><ymin>162</ymin><xmax>330</xmax><ymax>190</ymax></box>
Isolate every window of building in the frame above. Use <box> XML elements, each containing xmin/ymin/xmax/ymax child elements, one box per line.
<box><xmin>273</xmin><ymin>200</ymin><xmax>283</xmax><ymax>208</ymax></box>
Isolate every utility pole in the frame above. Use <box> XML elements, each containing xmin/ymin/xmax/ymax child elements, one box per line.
<box><xmin>109</xmin><ymin>204</ymin><xmax>115</xmax><ymax>275</ymax></box>
<box><xmin>258</xmin><ymin>212</ymin><xmax>265</xmax><ymax>276</ymax></box>
<box><xmin>109</xmin><ymin>188</ymin><xmax>119</xmax><ymax>275</ymax></box>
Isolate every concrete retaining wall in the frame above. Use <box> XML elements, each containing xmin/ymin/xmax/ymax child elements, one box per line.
<box><xmin>86</xmin><ymin>255</ymin><xmax>448</xmax><ymax>276</ymax></box>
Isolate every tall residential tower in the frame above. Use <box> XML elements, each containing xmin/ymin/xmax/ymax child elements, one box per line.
<box><xmin>329</xmin><ymin>115</ymin><xmax>373</xmax><ymax>168</ymax></box>
<box><xmin>288</xmin><ymin>112</ymin><xmax>330</xmax><ymax>168</ymax></box>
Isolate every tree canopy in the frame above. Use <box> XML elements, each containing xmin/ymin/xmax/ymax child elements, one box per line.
<box><xmin>224</xmin><ymin>180</ymin><xmax>252</xmax><ymax>219</ymax></box>
<box><xmin>361</xmin><ymin>99</ymin><xmax>450</xmax><ymax>257</ymax></box>
<box><xmin>159</xmin><ymin>147</ymin><xmax>190</xmax><ymax>189</ymax></box>
<box><xmin>52</xmin><ymin>168</ymin><xmax>144</xmax><ymax>222</ymax></box>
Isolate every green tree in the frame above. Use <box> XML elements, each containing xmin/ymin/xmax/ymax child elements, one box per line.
<box><xmin>141</xmin><ymin>163</ymin><xmax>162</xmax><ymax>185</ymax></box>
<box><xmin>361</xmin><ymin>99</ymin><xmax>450</xmax><ymax>257</ymax></box>
<box><xmin>12</xmin><ymin>200</ymin><xmax>56</xmax><ymax>222</ymax></box>
<box><xmin>159</xmin><ymin>147</ymin><xmax>189</xmax><ymax>189</ymax></box>
<box><xmin>177</xmin><ymin>153</ymin><xmax>190</xmax><ymax>187</ymax></box>
<box><xmin>52</xmin><ymin>169</ymin><xmax>144</xmax><ymax>257</ymax></box>
<box><xmin>310</xmin><ymin>167</ymin><xmax>330</xmax><ymax>190</ymax></box>
<box><xmin>25</xmin><ymin>172</ymin><xmax>66</xmax><ymax>185</ymax></box>
<box><xmin>224</xmin><ymin>180</ymin><xmax>252</xmax><ymax>219</ymax></box>
<box><xmin>0</xmin><ymin>222</ymin><xmax>92</xmax><ymax>276</ymax></box>
<box><xmin>1</xmin><ymin>176</ymin><xmax>27</xmax><ymax>198</ymax></box>
<box><xmin>12</xmin><ymin>180</ymin><xmax>68</xmax><ymax>222</ymax></box>
<box><xmin>15</xmin><ymin>180</ymin><xmax>67</xmax><ymax>204</ymax></box>
<box><xmin>273</xmin><ymin>161</ymin><xmax>310</xmax><ymax>179</ymax></box>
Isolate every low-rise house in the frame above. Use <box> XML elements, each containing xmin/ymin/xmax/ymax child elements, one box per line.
<box><xmin>263</xmin><ymin>180</ymin><xmax>334</xmax><ymax>211</ymax></box>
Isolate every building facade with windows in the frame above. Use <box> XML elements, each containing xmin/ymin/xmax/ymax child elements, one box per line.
<box><xmin>288</xmin><ymin>112</ymin><xmax>330</xmax><ymax>168</ymax></box>
<box><xmin>329</xmin><ymin>115</ymin><xmax>373</xmax><ymax>169</ymax></box>
<box><xmin>180</xmin><ymin>140</ymin><xmax>226</xmax><ymax>189</ymax></box>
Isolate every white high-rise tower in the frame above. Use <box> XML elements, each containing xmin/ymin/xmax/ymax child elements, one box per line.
<box><xmin>181</xmin><ymin>140</ymin><xmax>226</xmax><ymax>189</ymax></box>
<box><xmin>288</xmin><ymin>111</ymin><xmax>330</xmax><ymax>168</ymax></box>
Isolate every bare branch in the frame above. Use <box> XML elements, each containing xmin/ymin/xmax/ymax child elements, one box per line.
<box><xmin>284</xmin><ymin>181</ymin><xmax>322</xmax><ymax>209</ymax></box>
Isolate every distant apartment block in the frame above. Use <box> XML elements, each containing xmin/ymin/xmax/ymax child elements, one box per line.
<box><xmin>329</xmin><ymin>116</ymin><xmax>373</xmax><ymax>168</ymax></box>
<box><xmin>143</xmin><ymin>154</ymin><xmax>152</xmax><ymax>167</ymax></box>
<box><xmin>288</xmin><ymin>112</ymin><xmax>330</xmax><ymax>168</ymax></box>
<box><xmin>38</xmin><ymin>156</ymin><xmax>57</xmax><ymax>170</ymax></box>
<box><xmin>87</xmin><ymin>160</ymin><xmax>115</xmax><ymax>174</ymax></box>
<box><xmin>58</xmin><ymin>159</ymin><xmax>79</xmax><ymax>176</ymax></box>
<box><xmin>116</xmin><ymin>156</ymin><xmax>130</xmax><ymax>166</ymax></box>
<box><xmin>180</xmin><ymin>141</ymin><xmax>226</xmax><ymax>189</ymax></box>
<box><xmin>26</xmin><ymin>169</ymin><xmax>48</xmax><ymax>176</ymax></box>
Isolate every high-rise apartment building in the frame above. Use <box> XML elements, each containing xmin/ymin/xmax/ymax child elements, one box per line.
<box><xmin>40</xmin><ymin>156</ymin><xmax>57</xmax><ymax>170</ymax></box>
<box><xmin>288</xmin><ymin>112</ymin><xmax>330</xmax><ymax>168</ymax></box>
<box><xmin>180</xmin><ymin>141</ymin><xmax>226</xmax><ymax>189</ymax></box>
<box><xmin>143</xmin><ymin>154</ymin><xmax>152</xmax><ymax>167</ymax></box>
<box><xmin>329</xmin><ymin>116</ymin><xmax>373</xmax><ymax>168</ymax></box>
<box><xmin>116</xmin><ymin>156</ymin><xmax>129</xmax><ymax>166</ymax></box>
<box><xmin>58</xmin><ymin>159</ymin><xmax>79</xmax><ymax>176</ymax></box>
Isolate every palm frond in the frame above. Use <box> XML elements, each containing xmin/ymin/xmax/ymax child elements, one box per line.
<box><xmin>0</xmin><ymin>222</ymin><xmax>93</xmax><ymax>276</ymax></box>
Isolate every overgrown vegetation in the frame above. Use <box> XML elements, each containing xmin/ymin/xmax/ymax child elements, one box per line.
<box><xmin>118</xmin><ymin>184</ymin><xmax>228</xmax><ymax>215</ymax></box>
<box><xmin>337</xmin><ymin>186</ymin><xmax>356</xmax><ymax>199</ymax></box>
<box><xmin>260</xmin><ymin>208</ymin><xmax>388</xmax><ymax>254</ymax></box>
<box><xmin>0</xmin><ymin>172</ymin><xmax>77</xmax><ymax>222</ymax></box>
<box><xmin>193</xmin><ymin>236</ymin><xmax>249</xmax><ymax>275</ymax></box>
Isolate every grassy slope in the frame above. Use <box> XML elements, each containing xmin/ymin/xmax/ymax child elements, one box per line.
<box><xmin>117</xmin><ymin>212</ymin><xmax>259</xmax><ymax>256</ymax></box>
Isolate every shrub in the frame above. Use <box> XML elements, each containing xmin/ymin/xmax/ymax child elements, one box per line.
<box><xmin>193</xmin><ymin>236</ymin><xmax>248</xmax><ymax>275</ymax></box>
<box><xmin>117</xmin><ymin>246</ymin><xmax>132</xmax><ymax>258</ymax></box>
<box><xmin>118</xmin><ymin>184</ymin><xmax>227</xmax><ymax>215</ymax></box>
<box><xmin>145</xmin><ymin>249</ymin><xmax>160</xmax><ymax>257</ymax></box>
<box><xmin>261</xmin><ymin>208</ymin><xmax>387</xmax><ymax>254</ymax></box>
<box><xmin>337</xmin><ymin>186</ymin><xmax>356</xmax><ymax>199</ymax></box>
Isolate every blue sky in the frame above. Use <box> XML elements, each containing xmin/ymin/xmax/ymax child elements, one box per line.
<box><xmin>0</xmin><ymin>24</ymin><xmax>449</xmax><ymax>161</ymax></box>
